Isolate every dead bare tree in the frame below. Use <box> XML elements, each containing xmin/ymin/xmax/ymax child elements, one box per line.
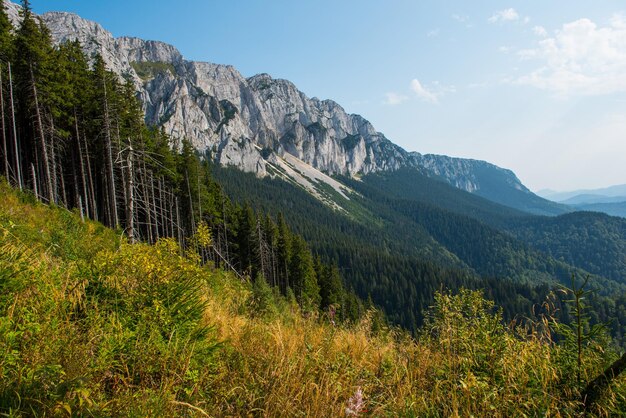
<box><xmin>8</xmin><ymin>62</ymin><xmax>22</xmax><ymax>190</ymax></box>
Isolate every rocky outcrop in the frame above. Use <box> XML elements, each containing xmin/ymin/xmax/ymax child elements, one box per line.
<box><xmin>29</xmin><ymin>5</ymin><xmax>409</xmax><ymax>178</ymax></box>
<box><xmin>409</xmin><ymin>153</ymin><xmax>529</xmax><ymax>194</ymax></box>
<box><xmin>6</xmin><ymin>1</ymin><xmax>534</xmax><ymax>199</ymax></box>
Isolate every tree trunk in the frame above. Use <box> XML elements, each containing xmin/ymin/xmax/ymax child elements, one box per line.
<box><xmin>70</xmin><ymin>141</ymin><xmax>80</xmax><ymax>208</ymax></box>
<box><xmin>169</xmin><ymin>191</ymin><xmax>174</xmax><ymax>238</ymax></box>
<box><xmin>175</xmin><ymin>196</ymin><xmax>182</xmax><ymax>247</ymax></box>
<box><xmin>140</xmin><ymin>159</ymin><xmax>153</xmax><ymax>243</ymax></box>
<box><xmin>158</xmin><ymin>176</ymin><xmax>166</xmax><ymax>237</ymax></box>
<box><xmin>49</xmin><ymin>115</ymin><xmax>58</xmax><ymax>203</ymax></box>
<box><xmin>223</xmin><ymin>197</ymin><xmax>229</xmax><ymax>263</ymax></box>
<box><xmin>30</xmin><ymin>163</ymin><xmax>38</xmax><ymax>200</ymax></box>
<box><xmin>185</xmin><ymin>170</ymin><xmax>195</xmax><ymax>232</ymax></box>
<box><xmin>125</xmin><ymin>141</ymin><xmax>135</xmax><ymax>243</ymax></box>
<box><xmin>30</xmin><ymin>63</ymin><xmax>53</xmax><ymax>203</ymax></box>
<box><xmin>1</xmin><ymin>65</ymin><xmax>9</xmax><ymax>182</ymax></box>
<box><xmin>150</xmin><ymin>171</ymin><xmax>159</xmax><ymax>240</ymax></box>
<box><xmin>78</xmin><ymin>195</ymin><xmax>85</xmax><ymax>222</ymax></box>
<box><xmin>82</xmin><ymin>133</ymin><xmax>97</xmax><ymax>221</ymax></box>
<box><xmin>59</xmin><ymin>164</ymin><xmax>67</xmax><ymax>206</ymax></box>
<box><xmin>102</xmin><ymin>75</ymin><xmax>118</xmax><ymax>228</ymax></box>
<box><xmin>583</xmin><ymin>352</ymin><xmax>626</xmax><ymax>411</ymax></box>
<box><xmin>116</xmin><ymin>121</ymin><xmax>127</xmax><ymax>218</ymax></box>
<box><xmin>257</xmin><ymin>219</ymin><xmax>265</xmax><ymax>280</ymax></box>
<box><xmin>8</xmin><ymin>62</ymin><xmax>22</xmax><ymax>190</ymax></box>
<box><xmin>75</xmin><ymin>112</ymin><xmax>90</xmax><ymax>218</ymax></box>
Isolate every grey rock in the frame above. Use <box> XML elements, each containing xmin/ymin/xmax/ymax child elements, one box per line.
<box><xmin>409</xmin><ymin>153</ymin><xmax>529</xmax><ymax>194</ymax></box>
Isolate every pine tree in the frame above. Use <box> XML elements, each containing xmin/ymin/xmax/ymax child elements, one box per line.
<box><xmin>236</xmin><ymin>203</ymin><xmax>256</xmax><ymax>277</ymax></box>
<box><xmin>289</xmin><ymin>235</ymin><xmax>320</xmax><ymax>310</ymax></box>
<box><xmin>317</xmin><ymin>260</ymin><xmax>345</xmax><ymax>311</ymax></box>
<box><xmin>276</xmin><ymin>212</ymin><xmax>292</xmax><ymax>294</ymax></box>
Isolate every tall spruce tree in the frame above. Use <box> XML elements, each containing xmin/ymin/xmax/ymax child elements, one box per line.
<box><xmin>289</xmin><ymin>235</ymin><xmax>320</xmax><ymax>310</ymax></box>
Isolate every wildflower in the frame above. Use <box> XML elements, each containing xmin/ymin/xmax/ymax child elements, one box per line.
<box><xmin>345</xmin><ymin>387</ymin><xmax>364</xmax><ymax>416</ymax></box>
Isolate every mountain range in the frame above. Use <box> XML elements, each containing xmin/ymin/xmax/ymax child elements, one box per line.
<box><xmin>538</xmin><ymin>184</ymin><xmax>626</xmax><ymax>218</ymax></box>
<box><xmin>4</xmin><ymin>1</ymin><xmax>568</xmax><ymax>217</ymax></box>
<box><xmin>5</xmin><ymin>1</ymin><xmax>626</xmax><ymax>332</ymax></box>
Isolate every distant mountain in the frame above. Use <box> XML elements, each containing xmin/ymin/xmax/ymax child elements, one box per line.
<box><xmin>537</xmin><ymin>184</ymin><xmax>626</xmax><ymax>218</ymax></box>
<box><xmin>539</xmin><ymin>184</ymin><xmax>626</xmax><ymax>202</ymax></box>
<box><xmin>561</xmin><ymin>194</ymin><xmax>626</xmax><ymax>205</ymax></box>
<box><xmin>4</xmin><ymin>0</ymin><xmax>565</xmax><ymax>217</ymax></box>
<box><xmin>569</xmin><ymin>202</ymin><xmax>626</xmax><ymax>218</ymax></box>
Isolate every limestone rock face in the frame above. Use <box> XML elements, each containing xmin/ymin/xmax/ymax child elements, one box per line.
<box><xmin>28</xmin><ymin>7</ymin><xmax>409</xmax><ymax>178</ymax></box>
<box><xmin>409</xmin><ymin>153</ymin><xmax>529</xmax><ymax>194</ymax></box>
<box><xmin>6</xmin><ymin>1</ymin><xmax>531</xmax><ymax>196</ymax></box>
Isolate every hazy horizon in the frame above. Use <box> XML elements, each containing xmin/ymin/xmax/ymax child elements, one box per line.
<box><xmin>31</xmin><ymin>0</ymin><xmax>626</xmax><ymax>192</ymax></box>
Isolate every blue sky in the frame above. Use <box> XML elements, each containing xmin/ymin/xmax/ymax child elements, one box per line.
<box><xmin>32</xmin><ymin>0</ymin><xmax>626</xmax><ymax>192</ymax></box>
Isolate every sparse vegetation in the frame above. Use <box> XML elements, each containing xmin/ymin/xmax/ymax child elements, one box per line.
<box><xmin>130</xmin><ymin>61</ymin><xmax>176</xmax><ymax>81</ymax></box>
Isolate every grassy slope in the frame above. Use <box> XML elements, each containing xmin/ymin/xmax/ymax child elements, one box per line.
<box><xmin>1</xmin><ymin>181</ymin><xmax>625</xmax><ymax>416</ymax></box>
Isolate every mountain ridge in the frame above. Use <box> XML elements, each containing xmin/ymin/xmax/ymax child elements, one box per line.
<box><xmin>7</xmin><ymin>0</ymin><xmax>566</xmax><ymax>216</ymax></box>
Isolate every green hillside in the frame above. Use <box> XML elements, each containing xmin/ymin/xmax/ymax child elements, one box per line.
<box><xmin>210</xmin><ymin>165</ymin><xmax>626</xmax><ymax>336</ymax></box>
<box><xmin>2</xmin><ymin>181</ymin><xmax>626</xmax><ymax>416</ymax></box>
<box><xmin>508</xmin><ymin>211</ymin><xmax>626</xmax><ymax>284</ymax></box>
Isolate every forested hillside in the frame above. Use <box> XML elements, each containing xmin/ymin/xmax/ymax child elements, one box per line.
<box><xmin>2</xmin><ymin>180</ymin><xmax>626</xmax><ymax>416</ymax></box>
<box><xmin>508</xmin><ymin>212</ymin><xmax>626</xmax><ymax>284</ymax></box>
<box><xmin>211</xmin><ymin>165</ymin><xmax>626</xmax><ymax>336</ymax></box>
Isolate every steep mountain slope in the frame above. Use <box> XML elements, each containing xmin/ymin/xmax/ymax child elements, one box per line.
<box><xmin>6</xmin><ymin>0</ymin><xmax>563</xmax><ymax>216</ymax></box>
<box><xmin>412</xmin><ymin>154</ymin><xmax>570</xmax><ymax>215</ymax></box>
<box><xmin>211</xmin><ymin>165</ymin><xmax>625</xmax><ymax>295</ymax></box>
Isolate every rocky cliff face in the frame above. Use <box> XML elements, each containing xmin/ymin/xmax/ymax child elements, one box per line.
<box><xmin>7</xmin><ymin>1</ymin><xmax>535</xmax><ymax>200</ymax></box>
<box><xmin>36</xmin><ymin>7</ymin><xmax>409</xmax><ymax>178</ymax></box>
<box><xmin>411</xmin><ymin>153</ymin><xmax>529</xmax><ymax>193</ymax></box>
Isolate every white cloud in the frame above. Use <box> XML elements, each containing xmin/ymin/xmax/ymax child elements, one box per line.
<box><xmin>516</xmin><ymin>14</ymin><xmax>626</xmax><ymax>95</ymax></box>
<box><xmin>410</xmin><ymin>79</ymin><xmax>439</xmax><ymax>103</ymax></box>
<box><xmin>427</xmin><ymin>28</ymin><xmax>440</xmax><ymax>38</ymax></box>
<box><xmin>452</xmin><ymin>14</ymin><xmax>469</xmax><ymax>23</ymax></box>
<box><xmin>533</xmin><ymin>25</ymin><xmax>548</xmax><ymax>37</ymax></box>
<box><xmin>383</xmin><ymin>92</ymin><xmax>408</xmax><ymax>106</ymax></box>
<box><xmin>452</xmin><ymin>14</ymin><xmax>474</xmax><ymax>29</ymax></box>
<box><xmin>499</xmin><ymin>46</ymin><xmax>512</xmax><ymax>53</ymax></box>
<box><xmin>489</xmin><ymin>8</ymin><xmax>519</xmax><ymax>24</ymax></box>
<box><xmin>384</xmin><ymin>80</ymin><xmax>454</xmax><ymax>105</ymax></box>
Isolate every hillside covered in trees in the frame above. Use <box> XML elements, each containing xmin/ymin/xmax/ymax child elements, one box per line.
<box><xmin>2</xmin><ymin>178</ymin><xmax>626</xmax><ymax>416</ymax></box>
